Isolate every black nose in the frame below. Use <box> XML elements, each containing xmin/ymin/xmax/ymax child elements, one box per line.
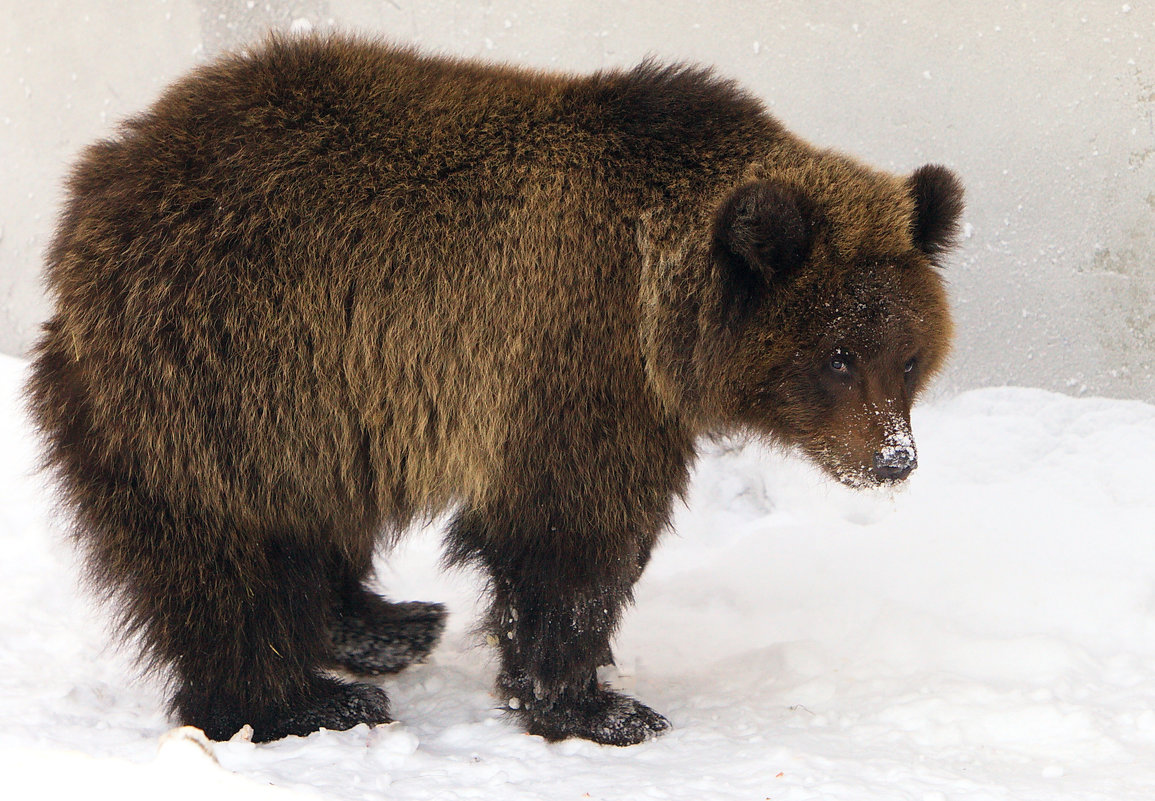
<box><xmin>873</xmin><ymin>449</ymin><xmax>917</xmax><ymax>482</ymax></box>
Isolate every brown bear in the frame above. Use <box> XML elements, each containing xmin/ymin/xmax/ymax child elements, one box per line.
<box><xmin>26</xmin><ymin>33</ymin><xmax>961</xmax><ymax>746</ymax></box>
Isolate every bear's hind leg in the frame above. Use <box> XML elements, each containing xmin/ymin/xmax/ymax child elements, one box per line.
<box><xmin>74</xmin><ymin>477</ymin><xmax>391</xmax><ymax>742</ymax></box>
<box><xmin>163</xmin><ymin>532</ymin><xmax>394</xmax><ymax>742</ymax></box>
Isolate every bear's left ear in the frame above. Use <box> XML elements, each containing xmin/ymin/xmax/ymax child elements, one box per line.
<box><xmin>712</xmin><ymin>180</ymin><xmax>813</xmax><ymax>301</ymax></box>
<box><xmin>908</xmin><ymin>164</ymin><xmax>964</xmax><ymax>259</ymax></box>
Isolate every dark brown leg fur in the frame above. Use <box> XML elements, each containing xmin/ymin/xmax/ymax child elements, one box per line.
<box><xmin>107</xmin><ymin>498</ymin><xmax>392</xmax><ymax>742</ymax></box>
<box><xmin>447</xmin><ymin>502</ymin><xmax>671</xmax><ymax>746</ymax></box>
<box><xmin>33</xmin><ymin>400</ymin><xmax>391</xmax><ymax>740</ymax></box>
<box><xmin>30</xmin><ymin>339</ymin><xmax>440</xmax><ymax>741</ymax></box>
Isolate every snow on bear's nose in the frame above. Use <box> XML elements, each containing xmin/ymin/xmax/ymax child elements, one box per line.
<box><xmin>873</xmin><ymin>444</ymin><xmax>917</xmax><ymax>482</ymax></box>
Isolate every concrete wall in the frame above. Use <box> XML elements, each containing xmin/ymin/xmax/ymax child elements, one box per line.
<box><xmin>3</xmin><ymin>1</ymin><xmax>1153</xmax><ymax>400</ymax></box>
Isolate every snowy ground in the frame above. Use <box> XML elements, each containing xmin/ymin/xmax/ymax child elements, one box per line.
<box><xmin>3</xmin><ymin>350</ymin><xmax>1155</xmax><ymax>800</ymax></box>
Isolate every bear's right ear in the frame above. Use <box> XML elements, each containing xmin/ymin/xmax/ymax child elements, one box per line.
<box><xmin>711</xmin><ymin>180</ymin><xmax>812</xmax><ymax>305</ymax></box>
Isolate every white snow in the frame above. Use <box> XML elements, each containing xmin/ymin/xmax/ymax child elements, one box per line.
<box><xmin>3</xmin><ymin>350</ymin><xmax>1155</xmax><ymax>800</ymax></box>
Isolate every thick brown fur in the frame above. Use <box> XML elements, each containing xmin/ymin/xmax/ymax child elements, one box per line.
<box><xmin>26</xmin><ymin>33</ymin><xmax>962</xmax><ymax>745</ymax></box>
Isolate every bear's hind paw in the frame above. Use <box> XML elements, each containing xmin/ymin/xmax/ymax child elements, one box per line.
<box><xmin>331</xmin><ymin>600</ymin><xmax>448</xmax><ymax>676</ymax></box>
<box><xmin>251</xmin><ymin>678</ymin><xmax>392</xmax><ymax>743</ymax></box>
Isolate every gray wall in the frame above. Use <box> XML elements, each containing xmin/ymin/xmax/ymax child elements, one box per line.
<box><xmin>3</xmin><ymin>1</ymin><xmax>1153</xmax><ymax>400</ymax></box>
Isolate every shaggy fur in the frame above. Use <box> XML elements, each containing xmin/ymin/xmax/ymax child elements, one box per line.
<box><xmin>26</xmin><ymin>33</ymin><xmax>962</xmax><ymax>745</ymax></box>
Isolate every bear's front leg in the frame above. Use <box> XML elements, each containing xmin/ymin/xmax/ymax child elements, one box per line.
<box><xmin>492</xmin><ymin>584</ymin><xmax>671</xmax><ymax>746</ymax></box>
<box><xmin>448</xmin><ymin>508</ymin><xmax>670</xmax><ymax>746</ymax></box>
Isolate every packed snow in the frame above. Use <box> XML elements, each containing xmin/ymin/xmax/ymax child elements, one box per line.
<box><xmin>3</xmin><ymin>351</ymin><xmax>1155</xmax><ymax>800</ymax></box>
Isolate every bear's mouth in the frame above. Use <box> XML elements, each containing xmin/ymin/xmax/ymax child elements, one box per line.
<box><xmin>828</xmin><ymin>464</ymin><xmax>880</xmax><ymax>489</ymax></box>
<box><xmin>815</xmin><ymin>451</ymin><xmax>917</xmax><ymax>490</ymax></box>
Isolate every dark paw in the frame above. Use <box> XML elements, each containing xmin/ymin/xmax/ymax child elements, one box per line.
<box><xmin>331</xmin><ymin>600</ymin><xmax>447</xmax><ymax>676</ymax></box>
<box><xmin>502</xmin><ymin>676</ymin><xmax>671</xmax><ymax>746</ymax></box>
<box><xmin>185</xmin><ymin>676</ymin><xmax>392</xmax><ymax>742</ymax></box>
<box><xmin>251</xmin><ymin>678</ymin><xmax>392</xmax><ymax>743</ymax></box>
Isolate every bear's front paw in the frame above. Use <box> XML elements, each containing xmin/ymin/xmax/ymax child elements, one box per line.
<box><xmin>505</xmin><ymin>681</ymin><xmax>671</xmax><ymax>746</ymax></box>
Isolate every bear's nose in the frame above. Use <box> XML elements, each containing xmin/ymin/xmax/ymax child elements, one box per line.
<box><xmin>872</xmin><ymin>448</ymin><xmax>917</xmax><ymax>482</ymax></box>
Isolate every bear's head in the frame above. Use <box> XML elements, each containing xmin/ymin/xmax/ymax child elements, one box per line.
<box><xmin>642</xmin><ymin>157</ymin><xmax>963</xmax><ymax>488</ymax></box>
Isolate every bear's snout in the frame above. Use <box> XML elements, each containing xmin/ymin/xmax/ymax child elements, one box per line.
<box><xmin>872</xmin><ymin>446</ymin><xmax>917</xmax><ymax>483</ymax></box>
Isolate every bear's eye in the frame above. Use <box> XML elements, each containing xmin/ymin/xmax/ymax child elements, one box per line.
<box><xmin>904</xmin><ymin>357</ymin><xmax>917</xmax><ymax>374</ymax></box>
<box><xmin>829</xmin><ymin>350</ymin><xmax>854</xmax><ymax>375</ymax></box>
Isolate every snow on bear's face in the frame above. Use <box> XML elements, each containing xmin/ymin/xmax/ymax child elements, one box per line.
<box><xmin>704</xmin><ymin>166</ymin><xmax>961</xmax><ymax>487</ymax></box>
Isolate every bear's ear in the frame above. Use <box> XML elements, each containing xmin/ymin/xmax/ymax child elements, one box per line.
<box><xmin>908</xmin><ymin>164</ymin><xmax>964</xmax><ymax>259</ymax></box>
<box><xmin>712</xmin><ymin>180</ymin><xmax>812</xmax><ymax>301</ymax></box>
